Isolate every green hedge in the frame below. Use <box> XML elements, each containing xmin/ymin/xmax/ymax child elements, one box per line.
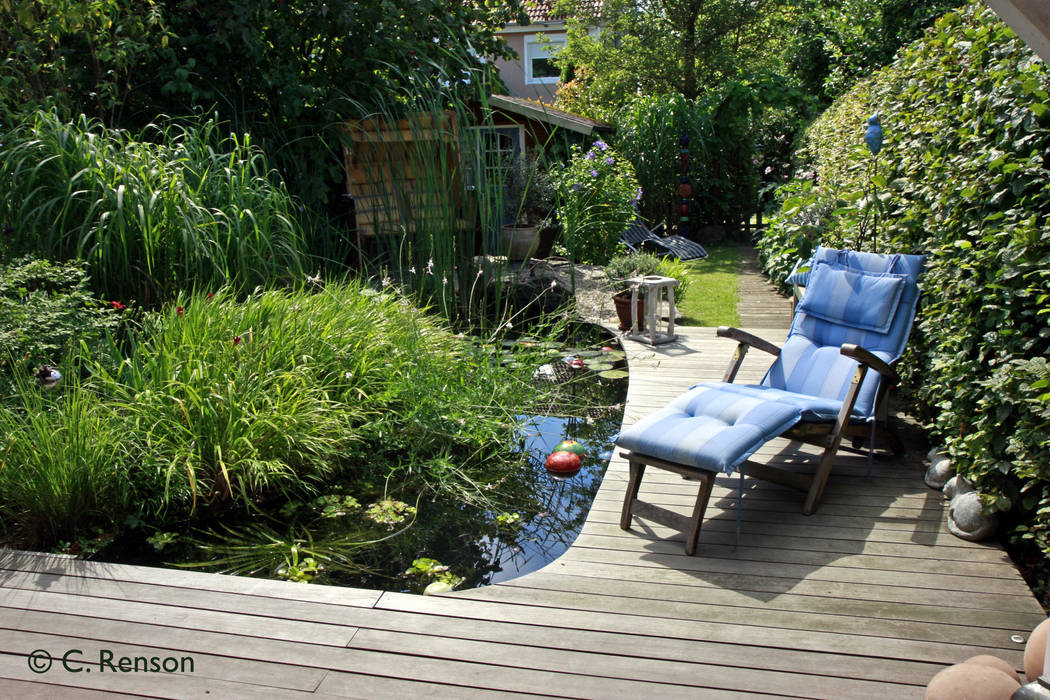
<box><xmin>757</xmin><ymin>2</ymin><xmax>1050</xmax><ymax>555</ymax></box>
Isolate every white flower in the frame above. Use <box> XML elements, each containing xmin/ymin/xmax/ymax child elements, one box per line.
<box><xmin>425</xmin><ymin>259</ymin><xmax>435</xmax><ymax>275</ymax></box>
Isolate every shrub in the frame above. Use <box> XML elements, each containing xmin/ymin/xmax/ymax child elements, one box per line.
<box><xmin>0</xmin><ymin>256</ymin><xmax>118</xmax><ymax>383</ymax></box>
<box><xmin>757</xmin><ymin>2</ymin><xmax>1050</xmax><ymax>556</ymax></box>
<box><xmin>0</xmin><ymin>110</ymin><xmax>308</xmax><ymax>303</ymax></box>
<box><xmin>553</xmin><ymin>140</ymin><xmax>640</xmax><ymax>265</ymax></box>
<box><xmin>612</xmin><ymin>82</ymin><xmax>813</xmax><ymax>235</ymax></box>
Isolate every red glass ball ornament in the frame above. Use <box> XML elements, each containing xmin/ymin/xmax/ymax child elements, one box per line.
<box><xmin>545</xmin><ymin>451</ymin><xmax>582</xmax><ymax>475</ymax></box>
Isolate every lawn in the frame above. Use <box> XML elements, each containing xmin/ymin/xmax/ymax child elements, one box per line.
<box><xmin>677</xmin><ymin>244</ymin><xmax>741</xmax><ymax>327</ymax></box>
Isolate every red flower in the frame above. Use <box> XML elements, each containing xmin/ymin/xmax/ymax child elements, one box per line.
<box><xmin>176</xmin><ymin>306</ymin><xmax>184</xmax><ymax>316</ymax></box>
<box><xmin>110</xmin><ymin>301</ymin><xmax>126</xmax><ymax>311</ymax></box>
<box><xmin>207</xmin><ymin>293</ymin><xmax>214</xmax><ymax>299</ymax></box>
<box><xmin>232</xmin><ymin>336</ymin><xmax>241</xmax><ymax>346</ymax></box>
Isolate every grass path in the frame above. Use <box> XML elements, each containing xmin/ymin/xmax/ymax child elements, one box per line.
<box><xmin>677</xmin><ymin>244</ymin><xmax>741</xmax><ymax>327</ymax></box>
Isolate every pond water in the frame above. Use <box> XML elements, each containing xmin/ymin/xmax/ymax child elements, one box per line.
<box><xmin>91</xmin><ymin>326</ymin><xmax>627</xmax><ymax>592</ymax></box>
<box><xmin>483</xmin><ymin>406</ymin><xmax>620</xmax><ymax>584</ymax></box>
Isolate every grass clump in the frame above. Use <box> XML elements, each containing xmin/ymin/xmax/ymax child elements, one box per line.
<box><xmin>0</xmin><ymin>110</ymin><xmax>308</xmax><ymax>303</ymax></box>
<box><xmin>0</xmin><ymin>282</ymin><xmax>536</xmax><ymax>549</ymax></box>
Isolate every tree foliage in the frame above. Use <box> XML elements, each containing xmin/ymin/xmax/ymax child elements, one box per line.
<box><xmin>0</xmin><ymin>0</ymin><xmax>520</xmax><ymax>208</ymax></box>
<box><xmin>553</xmin><ymin>0</ymin><xmax>785</xmax><ymax>120</ymax></box>
<box><xmin>783</xmin><ymin>0</ymin><xmax>960</xmax><ymax>104</ymax></box>
<box><xmin>758</xmin><ymin>2</ymin><xmax>1050</xmax><ymax>556</ymax></box>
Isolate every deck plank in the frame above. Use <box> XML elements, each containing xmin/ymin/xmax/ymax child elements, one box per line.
<box><xmin>1</xmin><ymin>258</ymin><xmax>1045</xmax><ymax>697</ymax></box>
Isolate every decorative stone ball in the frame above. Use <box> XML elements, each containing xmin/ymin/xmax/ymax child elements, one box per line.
<box><xmin>942</xmin><ymin>475</ymin><xmax>974</xmax><ymax>501</ymax></box>
<box><xmin>924</xmin><ymin>662</ymin><xmax>1020</xmax><ymax>699</ymax></box>
<box><xmin>925</xmin><ymin>453</ymin><xmax>955</xmax><ymax>489</ymax></box>
<box><xmin>961</xmin><ymin>655</ymin><xmax>1020</xmax><ymax>683</ymax></box>
<box><xmin>1025</xmin><ymin>618</ymin><xmax>1050</xmax><ymax>682</ymax></box>
<box><xmin>927</xmin><ymin>446</ymin><xmax>944</xmax><ymax>462</ymax></box>
<box><xmin>545</xmin><ymin>451</ymin><xmax>582</xmax><ymax>475</ymax></box>
<box><xmin>947</xmin><ymin>491</ymin><xmax>998</xmax><ymax>541</ymax></box>
<box><xmin>553</xmin><ymin>440</ymin><xmax>587</xmax><ymax>457</ymax></box>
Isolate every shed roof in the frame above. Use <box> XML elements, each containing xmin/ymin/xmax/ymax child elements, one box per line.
<box><xmin>488</xmin><ymin>95</ymin><xmax>612</xmax><ymax>135</ymax></box>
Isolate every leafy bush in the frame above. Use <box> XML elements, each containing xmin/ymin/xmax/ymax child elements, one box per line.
<box><xmin>757</xmin><ymin>2</ymin><xmax>1050</xmax><ymax>555</ymax></box>
<box><xmin>0</xmin><ymin>256</ymin><xmax>118</xmax><ymax>381</ymax></box>
<box><xmin>0</xmin><ymin>110</ymin><xmax>308</xmax><ymax>303</ymax></box>
<box><xmin>0</xmin><ymin>283</ymin><xmax>536</xmax><ymax>547</ymax></box>
<box><xmin>611</xmin><ymin>82</ymin><xmax>813</xmax><ymax>236</ymax></box>
<box><xmin>553</xmin><ymin>140</ymin><xmax>640</xmax><ymax>265</ymax></box>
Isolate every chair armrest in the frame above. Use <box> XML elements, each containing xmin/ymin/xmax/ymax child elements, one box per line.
<box><xmin>840</xmin><ymin>344</ymin><xmax>900</xmax><ymax>386</ymax></box>
<box><xmin>716</xmin><ymin>327</ymin><xmax>781</xmax><ymax>357</ymax></box>
<box><xmin>716</xmin><ymin>327</ymin><xmax>781</xmax><ymax>383</ymax></box>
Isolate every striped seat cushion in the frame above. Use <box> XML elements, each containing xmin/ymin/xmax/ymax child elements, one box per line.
<box><xmin>615</xmin><ymin>386</ymin><xmax>802</xmax><ymax>474</ymax></box>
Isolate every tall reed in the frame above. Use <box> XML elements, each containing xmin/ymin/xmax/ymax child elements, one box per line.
<box><xmin>0</xmin><ymin>110</ymin><xmax>309</xmax><ymax>303</ymax></box>
<box><xmin>339</xmin><ymin>52</ymin><xmax>550</xmax><ymax>330</ymax></box>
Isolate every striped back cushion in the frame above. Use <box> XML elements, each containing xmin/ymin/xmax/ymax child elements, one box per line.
<box><xmin>762</xmin><ymin>247</ymin><xmax>925</xmax><ymax>418</ymax></box>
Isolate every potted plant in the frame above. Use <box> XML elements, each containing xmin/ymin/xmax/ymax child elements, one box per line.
<box><xmin>605</xmin><ymin>250</ymin><xmax>690</xmax><ymax>331</ymax></box>
<box><xmin>501</xmin><ymin>153</ymin><xmax>554</xmax><ymax>261</ymax></box>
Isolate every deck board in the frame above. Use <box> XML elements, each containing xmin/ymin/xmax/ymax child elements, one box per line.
<box><xmin>1</xmin><ymin>269</ymin><xmax>1045</xmax><ymax>697</ymax></box>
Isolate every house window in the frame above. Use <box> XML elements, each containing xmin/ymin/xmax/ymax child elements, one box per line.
<box><xmin>525</xmin><ymin>36</ymin><xmax>566</xmax><ymax>85</ymax></box>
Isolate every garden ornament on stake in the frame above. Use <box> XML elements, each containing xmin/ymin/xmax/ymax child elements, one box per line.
<box><xmin>861</xmin><ymin>113</ymin><xmax>884</xmax><ymax>252</ymax></box>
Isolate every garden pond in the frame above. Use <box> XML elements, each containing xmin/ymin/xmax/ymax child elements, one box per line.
<box><xmin>87</xmin><ymin>325</ymin><xmax>627</xmax><ymax>594</ymax></box>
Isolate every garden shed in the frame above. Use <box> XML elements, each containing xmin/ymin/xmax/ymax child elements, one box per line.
<box><xmin>342</xmin><ymin>98</ymin><xmax>611</xmax><ymax>248</ymax></box>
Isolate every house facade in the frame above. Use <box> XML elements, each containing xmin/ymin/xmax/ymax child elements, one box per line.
<box><xmin>494</xmin><ymin>0</ymin><xmax>601</xmax><ymax>104</ymax></box>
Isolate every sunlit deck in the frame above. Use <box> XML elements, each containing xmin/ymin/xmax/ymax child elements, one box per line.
<box><xmin>1</xmin><ymin>268</ymin><xmax>1044</xmax><ymax>697</ymax></box>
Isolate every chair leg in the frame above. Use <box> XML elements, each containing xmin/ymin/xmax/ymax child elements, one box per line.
<box><xmin>804</xmin><ymin>365</ymin><xmax>866</xmax><ymax>515</ymax></box>
<box><xmin>685</xmin><ymin>471</ymin><xmax>714</xmax><ymax>556</ymax></box>
<box><xmin>620</xmin><ymin>460</ymin><xmax>646</xmax><ymax>530</ymax></box>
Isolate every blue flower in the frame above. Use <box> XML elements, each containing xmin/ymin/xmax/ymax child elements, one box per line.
<box><xmin>593</xmin><ymin>140</ymin><xmax>608</xmax><ymax>151</ymax></box>
<box><xmin>585</xmin><ymin>151</ymin><xmax>596</xmax><ymax>161</ymax></box>
<box><xmin>589</xmin><ymin>169</ymin><xmax>599</xmax><ymax>177</ymax></box>
<box><xmin>635</xmin><ymin>188</ymin><xmax>643</xmax><ymax>199</ymax></box>
<box><xmin>571</xmin><ymin>183</ymin><xmax>582</xmax><ymax>191</ymax></box>
<box><xmin>605</xmin><ymin>157</ymin><xmax>614</xmax><ymax>165</ymax></box>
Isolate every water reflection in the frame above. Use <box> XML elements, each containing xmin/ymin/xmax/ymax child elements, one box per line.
<box><xmin>483</xmin><ymin>413</ymin><xmax>617</xmax><ymax>583</ymax></box>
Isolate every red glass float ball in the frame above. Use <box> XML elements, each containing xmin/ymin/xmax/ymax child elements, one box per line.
<box><xmin>545</xmin><ymin>451</ymin><xmax>582</xmax><ymax>474</ymax></box>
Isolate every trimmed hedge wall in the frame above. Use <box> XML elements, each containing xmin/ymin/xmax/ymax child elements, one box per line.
<box><xmin>757</xmin><ymin>2</ymin><xmax>1050</xmax><ymax>557</ymax></box>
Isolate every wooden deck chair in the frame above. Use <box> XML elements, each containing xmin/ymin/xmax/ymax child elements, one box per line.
<box><xmin>615</xmin><ymin>247</ymin><xmax>925</xmax><ymax>554</ymax></box>
<box><xmin>620</xmin><ymin>220</ymin><xmax>708</xmax><ymax>261</ymax></box>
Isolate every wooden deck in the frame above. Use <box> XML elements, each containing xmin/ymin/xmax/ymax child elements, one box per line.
<box><xmin>1</xmin><ymin>295</ymin><xmax>1046</xmax><ymax>696</ymax></box>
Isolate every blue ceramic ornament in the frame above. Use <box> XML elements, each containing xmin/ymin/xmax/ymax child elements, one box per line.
<box><xmin>865</xmin><ymin>113</ymin><xmax>883</xmax><ymax>156</ymax></box>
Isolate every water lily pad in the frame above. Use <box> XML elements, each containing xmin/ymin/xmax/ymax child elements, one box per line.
<box><xmin>587</xmin><ymin>363</ymin><xmax>615</xmax><ymax>372</ymax></box>
<box><xmin>598</xmin><ymin>370</ymin><xmax>629</xmax><ymax>380</ymax></box>
<box><xmin>575</xmin><ymin>350</ymin><xmax>601</xmax><ymax>358</ymax></box>
<box><xmin>601</xmin><ymin>351</ymin><xmax>626</xmax><ymax>361</ymax></box>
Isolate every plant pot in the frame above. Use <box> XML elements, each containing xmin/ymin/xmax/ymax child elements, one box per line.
<box><xmin>534</xmin><ymin>224</ymin><xmax>558</xmax><ymax>260</ymax></box>
<box><xmin>499</xmin><ymin>224</ymin><xmax>540</xmax><ymax>262</ymax></box>
<box><xmin>612</xmin><ymin>291</ymin><xmax>645</xmax><ymax>332</ymax></box>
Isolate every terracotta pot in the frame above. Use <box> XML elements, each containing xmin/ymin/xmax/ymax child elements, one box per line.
<box><xmin>612</xmin><ymin>292</ymin><xmax>645</xmax><ymax>332</ymax></box>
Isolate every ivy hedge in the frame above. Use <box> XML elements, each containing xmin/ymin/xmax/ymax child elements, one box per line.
<box><xmin>757</xmin><ymin>2</ymin><xmax>1050</xmax><ymax>558</ymax></box>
